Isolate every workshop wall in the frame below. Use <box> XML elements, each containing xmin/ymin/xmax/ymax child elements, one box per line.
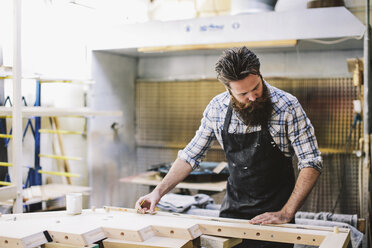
<box><xmin>135</xmin><ymin>49</ymin><xmax>362</xmax><ymax>214</ymax></box>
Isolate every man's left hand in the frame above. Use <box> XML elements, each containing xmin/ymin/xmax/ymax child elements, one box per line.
<box><xmin>249</xmin><ymin>210</ymin><xmax>293</xmax><ymax>224</ymax></box>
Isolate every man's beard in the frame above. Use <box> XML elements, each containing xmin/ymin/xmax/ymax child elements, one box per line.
<box><xmin>230</xmin><ymin>83</ymin><xmax>273</xmax><ymax>127</ymax></box>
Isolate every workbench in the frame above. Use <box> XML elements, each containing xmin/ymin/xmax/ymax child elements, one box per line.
<box><xmin>0</xmin><ymin>184</ymin><xmax>91</xmax><ymax>211</ymax></box>
<box><xmin>0</xmin><ymin>206</ymin><xmax>350</xmax><ymax>248</ymax></box>
<box><xmin>120</xmin><ymin>171</ymin><xmax>227</xmax><ymax>193</ymax></box>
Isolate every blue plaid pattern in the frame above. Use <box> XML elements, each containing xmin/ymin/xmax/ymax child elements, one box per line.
<box><xmin>178</xmin><ymin>81</ymin><xmax>323</xmax><ymax>171</ymax></box>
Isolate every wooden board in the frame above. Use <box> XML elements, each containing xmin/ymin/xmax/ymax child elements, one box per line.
<box><xmin>47</xmin><ymin>227</ymin><xmax>104</xmax><ymax>246</ymax></box>
<box><xmin>200</xmin><ymin>234</ymin><xmax>242</xmax><ymax>248</ymax></box>
<box><xmin>318</xmin><ymin>232</ymin><xmax>350</xmax><ymax>248</ymax></box>
<box><xmin>103</xmin><ymin>237</ymin><xmax>193</xmax><ymax>248</ymax></box>
<box><xmin>151</xmin><ymin>224</ymin><xmax>201</xmax><ymax>240</ymax></box>
<box><xmin>44</xmin><ymin>242</ymin><xmax>99</xmax><ymax>248</ymax></box>
<box><xmin>0</xmin><ymin>212</ymin><xmax>105</xmax><ymax>247</ymax></box>
<box><xmin>0</xmin><ymin>222</ymin><xmax>48</xmax><ymax>248</ymax></box>
<box><xmin>103</xmin><ymin>225</ymin><xmax>154</xmax><ymax>242</ymax></box>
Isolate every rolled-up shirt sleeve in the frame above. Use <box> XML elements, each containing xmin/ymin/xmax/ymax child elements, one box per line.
<box><xmin>287</xmin><ymin>99</ymin><xmax>323</xmax><ymax>172</ymax></box>
<box><xmin>178</xmin><ymin>101</ymin><xmax>217</xmax><ymax>170</ymax></box>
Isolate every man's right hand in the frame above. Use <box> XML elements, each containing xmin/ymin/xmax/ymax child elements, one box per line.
<box><xmin>134</xmin><ymin>158</ymin><xmax>193</xmax><ymax>214</ymax></box>
<box><xmin>135</xmin><ymin>190</ymin><xmax>161</xmax><ymax>214</ymax></box>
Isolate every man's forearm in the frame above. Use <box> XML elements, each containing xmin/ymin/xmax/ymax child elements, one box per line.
<box><xmin>153</xmin><ymin>158</ymin><xmax>193</xmax><ymax>197</ymax></box>
<box><xmin>282</xmin><ymin>167</ymin><xmax>320</xmax><ymax>217</ymax></box>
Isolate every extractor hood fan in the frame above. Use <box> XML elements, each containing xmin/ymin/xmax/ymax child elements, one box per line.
<box><xmin>92</xmin><ymin>7</ymin><xmax>365</xmax><ymax>54</ymax></box>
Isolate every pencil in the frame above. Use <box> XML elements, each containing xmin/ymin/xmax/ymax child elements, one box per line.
<box><xmin>137</xmin><ymin>199</ymin><xmax>146</xmax><ymax>212</ymax></box>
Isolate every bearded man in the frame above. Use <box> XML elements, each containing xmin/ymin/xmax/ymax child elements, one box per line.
<box><xmin>136</xmin><ymin>47</ymin><xmax>322</xmax><ymax>248</ymax></box>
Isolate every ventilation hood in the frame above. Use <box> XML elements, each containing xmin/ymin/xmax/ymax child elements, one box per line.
<box><xmin>92</xmin><ymin>7</ymin><xmax>365</xmax><ymax>56</ymax></box>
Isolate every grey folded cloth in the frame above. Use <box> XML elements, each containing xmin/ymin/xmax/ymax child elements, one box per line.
<box><xmin>296</xmin><ymin>211</ymin><xmax>358</xmax><ymax>227</ymax></box>
<box><xmin>156</xmin><ymin>193</ymin><xmax>214</xmax><ymax>213</ymax></box>
<box><xmin>295</xmin><ymin>212</ymin><xmax>363</xmax><ymax>248</ymax></box>
<box><xmin>186</xmin><ymin>205</ymin><xmax>220</xmax><ymax>217</ymax></box>
<box><xmin>205</xmin><ymin>203</ymin><xmax>221</xmax><ymax>210</ymax></box>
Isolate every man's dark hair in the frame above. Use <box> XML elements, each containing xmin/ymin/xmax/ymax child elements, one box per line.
<box><xmin>215</xmin><ymin>47</ymin><xmax>261</xmax><ymax>88</ymax></box>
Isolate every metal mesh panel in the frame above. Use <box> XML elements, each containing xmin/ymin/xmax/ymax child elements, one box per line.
<box><xmin>136</xmin><ymin>78</ymin><xmax>361</xmax><ymax>214</ymax></box>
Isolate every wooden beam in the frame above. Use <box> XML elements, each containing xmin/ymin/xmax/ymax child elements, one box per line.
<box><xmin>0</xmin><ymin>227</ymin><xmax>47</xmax><ymax>248</ymax></box>
<box><xmin>103</xmin><ymin>207</ymin><xmax>350</xmax><ymax>247</ymax></box>
<box><xmin>200</xmin><ymin>234</ymin><xmax>242</xmax><ymax>248</ymax></box>
<box><xmin>103</xmin><ymin>225</ymin><xmax>154</xmax><ymax>242</ymax></box>
<box><xmin>103</xmin><ymin>237</ymin><xmax>193</xmax><ymax>248</ymax></box>
<box><xmin>151</xmin><ymin>224</ymin><xmax>202</xmax><ymax>240</ymax></box>
<box><xmin>199</xmin><ymin>223</ymin><xmax>325</xmax><ymax>246</ymax></box>
<box><xmin>318</xmin><ymin>232</ymin><xmax>350</xmax><ymax>248</ymax></box>
<box><xmin>47</xmin><ymin>227</ymin><xmax>105</xmax><ymax>246</ymax></box>
<box><xmin>43</xmin><ymin>243</ymin><xmax>98</xmax><ymax>248</ymax></box>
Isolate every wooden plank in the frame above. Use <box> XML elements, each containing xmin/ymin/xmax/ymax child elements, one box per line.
<box><xmin>103</xmin><ymin>237</ymin><xmax>193</xmax><ymax>248</ymax></box>
<box><xmin>0</xmin><ymin>234</ymin><xmax>47</xmax><ymax>248</ymax></box>
<box><xmin>105</xmin><ymin>206</ymin><xmax>351</xmax><ymax>234</ymax></box>
<box><xmin>0</xmin><ymin>224</ymin><xmax>48</xmax><ymax>248</ymax></box>
<box><xmin>319</xmin><ymin>232</ymin><xmax>350</xmax><ymax>248</ymax></box>
<box><xmin>103</xmin><ymin>206</ymin><xmax>353</xmax><ymax>247</ymax></box>
<box><xmin>47</xmin><ymin>227</ymin><xmax>105</xmax><ymax>246</ymax></box>
<box><xmin>103</xmin><ymin>225</ymin><xmax>154</xmax><ymax>242</ymax></box>
<box><xmin>358</xmin><ymin>218</ymin><xmax>366</xmax><ymax>233</ymax></box>
<box><xmin>44</xmin><ymin>242</ymin><xmax>98</xmax><ymax>248</ymax></box>
<box><xmin>212</xmin><ymin>162</ymin><xmax>227</xmax><ymax>174</ymax></box>
<box><xmin>151</xmin><ymin>224</ymin><xmax>202</xmax><ymax>240</ymax></box>
<box><xmin>200</xmin><ymin>234</ymin><xmax>242</xmax><ymax>248</ymax></box>
<box><xmin>199</xmin><ymin>223</ymin><xmax>325</xmax><ymax>246</ymax></box>
<box><xmin>0</xmin><ymin>185</ymin><xmax>16</xmax><ymax>202</ymax></box>
<box><xmin>0</xmin><ymin>211</ymin><xmax>105</xmax><ymax>247</ymax></box>
<box><xmin>102</xmin><ymin>207</ymin><xmax>201</xmax><ymax>240</ymax></box>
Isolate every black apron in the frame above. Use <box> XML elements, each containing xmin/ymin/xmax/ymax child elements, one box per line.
<box><xmin>220</xmin><ymin>104</ymin><xmax>295</xmax><ymax>248</ymax></box>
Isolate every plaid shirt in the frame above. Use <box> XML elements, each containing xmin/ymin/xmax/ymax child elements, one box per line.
<box><xmin>178</xmin><ymin>81</ymin><xmax>323</xmax><ymax>171</ymax></box>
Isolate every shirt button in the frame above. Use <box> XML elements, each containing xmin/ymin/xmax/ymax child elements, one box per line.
<box><xmin>232</xmin><ymin>163</ymin><xmax>236</xmax><ymax>167</ymax></box>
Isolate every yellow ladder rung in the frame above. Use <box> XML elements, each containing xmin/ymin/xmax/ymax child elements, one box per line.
<box><xmin>39</xmin><ymin>80</ymin><xmax>93</xmax><ymax>84</ymax></box>
<box><xmin>0</xmin><ymin>134</ymin><xmax>12</xmax><ymax>139</ymax></box>
<box><xmin>0</xmin><ymin>116</ymin><xmax>12</xmax><ymax>119</ymax></box>
<box><xmin>38</xmin><ymin>129</ymin><xmax>84</xmax><ymax>135</ymax></box>
<box><xmin>39</xmin><ymin>154</ymin><xmax>82</xmax><ymax>161</ymax></box>
<box><xmin>0</xmin><ymin>181</ymin><xmax>12</xmax><ymax>186</ymax></box>
<box><xmin>0</xmin><ymin>162</ymin><xmax>12</xmax><ymax>167</ymax></box>
<box><xmin>37</xmin><ymin>170</ymin><xmax>80</xmax><ymax>178</ymax></box>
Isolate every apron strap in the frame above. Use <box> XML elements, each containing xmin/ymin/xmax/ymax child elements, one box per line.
<box><xmin>223</xmin><ymin>104</ymin><xmax>233</xmax><ymax>132</ymax></box>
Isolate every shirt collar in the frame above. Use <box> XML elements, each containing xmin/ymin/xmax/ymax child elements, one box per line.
<box><xmin>222</xmin><ymin>79</ymin><xmax>278</xmax><ymax>106</ymax></box>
